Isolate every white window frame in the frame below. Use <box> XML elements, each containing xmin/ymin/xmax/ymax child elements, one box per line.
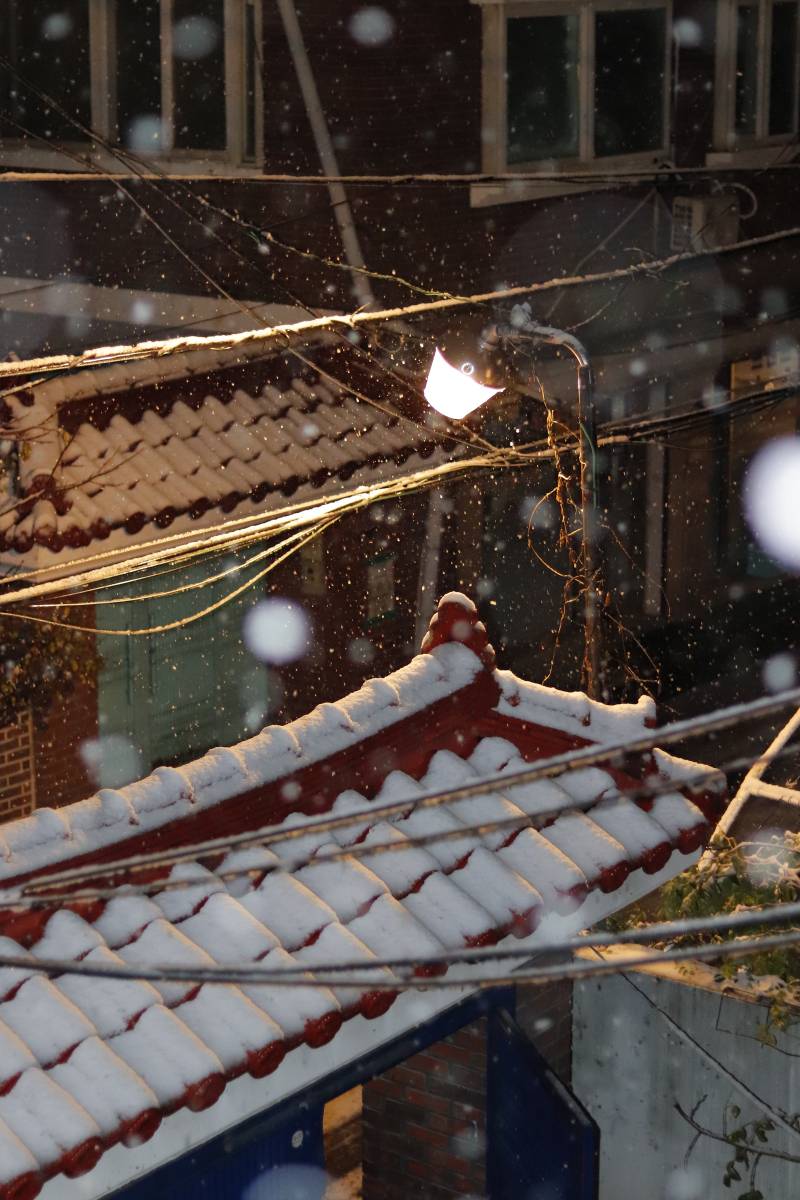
<box><xmin>0</xmin><ymin>0</ymin><xmax>264</xmax><ymax>175</ymax></box>
<box><xmin>711</xmin><ymin>0</ymin><xmax>800</xmax><ymax>157</ymax></box>
<box><xmin>472</xmin><ymin>0</ymin><xmax>672</xmax><ymax>204</ymax></box>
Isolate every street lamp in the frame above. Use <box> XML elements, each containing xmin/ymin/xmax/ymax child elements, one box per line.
<box><xmin>423</xmin><ymin>305</ymin><xmax>602</xmax><ymax>700</ymax></box>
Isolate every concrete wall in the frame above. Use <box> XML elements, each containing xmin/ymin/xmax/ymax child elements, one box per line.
<box><xmin>573</xmin><ymin>971</ymin><xmax>800</xmax><ymax>1198</ymax></box>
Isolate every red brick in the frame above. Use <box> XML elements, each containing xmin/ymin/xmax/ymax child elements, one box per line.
<box><xmin>403</xmin><ymin>1088</ymin><xmax>450</xmax><ymax>1114</ymax></box>
<box><xmin>449</xmin><ymin>1025</ymin><xmax>485</xmax><ymax>1051</ymax></box>
<box><xmin>429</xmin><ymin>1041</ymin><xmax>479</xmax><ymax>1067</ymax></box>
<box><xmin>34</xmin><ymin>661</ymin><xmax>98</xmax><ymax>810</ymax></box>
<box><xmin>428</xmin><ymin>1148</ymin><xmax>480</xmax><ymax>1175</ymax></box>
<box><xmin>363</xmin><ymin>1019</ymin><xmax>488</xmax><ymax>1200</ymax></box>
<box><xmin>388</xmin><ymin>1065</ymin><xmax>425</xmax><ymax>1088</ymax></box>
<box><xmin>407</xmin><ymin>1126</ymin><xmax>449</xmax><ymax>1150</ymax></box>
<box><xmin>408</xmin><ymin>1052</ymin><xmax>439</xmax><ymax>1073</ymax></box>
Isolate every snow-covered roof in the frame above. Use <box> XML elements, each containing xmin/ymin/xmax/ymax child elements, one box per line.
<box><xmin>0</xmin><ymin>594</ymin><xmax>726</xmax><ymax>1199</ymax></box>
<box><xmin>0</xmin><ymin>341</ymin><xmax>445</xmax><ymax>557</ymax></box>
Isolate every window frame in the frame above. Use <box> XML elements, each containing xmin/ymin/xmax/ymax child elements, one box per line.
<box><xmin>712</xmin><ymin>0</ymin><xmax>800</xmax><ymax>153</ymax></box>
<box><xmin>476</xmin><ymin>0</ymin><xmax>672</xmax><ymax>187</ymax></box>
<box><xmin>0</xmin><ymin>0</ymin><xmax>264</xmax><ymax>173</ymax></box>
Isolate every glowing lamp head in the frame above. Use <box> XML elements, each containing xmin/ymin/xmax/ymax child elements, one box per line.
<box><xmin>424</xmin><ymin>348</ymin><xmax>504</xmax><ymax>420</ymax></box>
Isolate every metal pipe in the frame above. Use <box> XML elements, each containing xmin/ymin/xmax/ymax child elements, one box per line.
<box><xmin>276</xmin><ymin>0</ymin><xmax>375</xmax><ymax>310</ymax></box>
<box><xmin>488</xmin><ymin>318</ymin><xmax>602</xmax><ymax>699</ymax></box>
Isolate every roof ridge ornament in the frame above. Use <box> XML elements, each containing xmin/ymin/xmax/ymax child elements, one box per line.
<box><xmin>420</xmin><ymin>592</ymin><xmax>496</xmax><ymax>670</ymax></box>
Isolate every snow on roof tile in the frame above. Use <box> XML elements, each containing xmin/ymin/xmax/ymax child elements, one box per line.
<box><xmin>293</xmin><ymin>853</ymin><xmax>388</xmax><ymax>923</ymax></box>
<box><xmin>0</xmin><ymin>594</ymin><xmax>725</xmax><ymax>1198</ymax></box>
<box><xmin>47</xmin><ymin>1036</ymin><xmax>159</xmax><ymax>1141</ymax></box>
<box><xmin>2</xmin><ymin>343</ymin><xmax>447</xmax><ymax>556</ymax></box>
<box><xmin>540</xmin><ymin>813</ymin><xmax>630</xmax><ymax>891</ymax></box>
<box><xmin>402</xmin><ymin>872</ymin><xmax>496</xmax><ymax>949</ymax></box>
<box><xmin>107</xmin><ymin>1005</ymin><xmax>223</xmax><ymax>1111</ymax></box>
<box><xmin>174</xmin><ymin>986</ymin><xmax>284</xmax><ymax>1077</ymax></box>
<box><xmin>0</xmin><ymin>1069</ymin><xmax>101</xmax><ymax>1177</ymax></box>
<box><xmin>0</xmin><ymin>1117</ymin><xmax>39</xmax><ymax>1192</ymax></box>
<box><xmin>589</xmin><ymin>797</ymin><xmax>673</xmax><ymax>873</ymax></box>
<box><xmin>348</xmin><ymin>894</ymin><xmax>446</xmax><ymax>970</ymax></box>
<box><xmin>294</xmin><ymin>922</ymin><xmax>396</xmax><ymax>1017</ymax></box>
<box><xmin>56</xmin><ymin>947</ymin><xmax>160</xmax><ymax>1040</ymax></box>
<box><xmin>0</xmin><ymin>940</ymin><xmax>36</xmax><ymax>1004</ymax></box>
<box><xmin>238</xmin><ymin>874</ymin><xmax>338</xmax><ymax>951</ymax></box>
<box><xmin>0</xmin><ymin>978</ymin><xmax>97</xmax><ymax>1068</ymax></box>
<box><xmin>176</xmin><ymin>893</ymin><xmax>279</xmax><ymax>965</ymax></box>
<box><xmin>649</xmin><ymin>791</ymin><xmax>714</xmax><ymax>853</ymax></box>
<box><xmin>240</xmin><ymin>947</ymin><xmax>341</xmax><ymax>1044</ymax></box>
<box><xmin>356</xmin><ymin>822</ymin><xmax>439</xmax><ymax>896</ymax></box>
<box><xmin>449</xmin><ymin>846</ymin><xmax>542</xmax><ymax>937</ymax></box>
<box><xmin>115</xmin><ymin>920</ymin><xmax>214</xmax><ymax>1008</ymax></box>
<box><xmin>497</xmin><ymin>828</ymin><xmax>589</xmax><ymax>914</ymax></box>
<box><xmin>0</xmin><ymin>1022</ymin><xmax>37</xmax><ymax>1090</ymax></box>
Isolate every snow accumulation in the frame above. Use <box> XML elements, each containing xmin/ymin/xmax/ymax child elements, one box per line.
<box><xmin>0</xmin><ymin>338</ymin><xmax>455</xmax><ymax>558</ymax></box>
<box><xmin>0</xmin><ymin>594</ymin><xmax>724</xmax><ymax>1199</ymax></box>
<box><xmin>0</xmin><ymin>642</ymin><xmax>483</xmax><ymax>883</ymax></box>
<box><xmin>495</xmin><ymin>668</ymin><xmax>657</xmax><ymax>743</ymax></box>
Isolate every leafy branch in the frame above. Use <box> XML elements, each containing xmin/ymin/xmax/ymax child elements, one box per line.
<box><xmin>677</xmin><ymin>1097</ymin><xmax>800</xmax><ymax>1199</ymax></box>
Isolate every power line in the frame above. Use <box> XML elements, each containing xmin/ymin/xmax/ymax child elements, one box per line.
<box><xmin>9</xmin><ymin>732</ymin><xmax>800</xmax><ymax>912</ymax></box>
<box><xmin>2</xmin><ymin>165</ymin><xmax>800</xmax><ymax>185</ymax></box>
<box><xmin>0</xmin><ymin>63</ymin><xmax>457</xmax><ymax>339</ymax></box>
<box><xmin>4</xmin><ymin>518</ymin><xmax>341</xmax><ymax>638</ymax></box>
<box><xmin>13</xmin><ymin>685</ymin><xmax>800</xmax><ymax>897</ymax></box>
<box><xmin>0</xmin><ymin>454</ymin><xmax>511</xmax><ymax>603</ymax></box>
<box><xmin>0</xmin><ymin>921</ymin><xmax>798</xmax><ymax>993</ymax></box>
<box><xmin>0</xmin><ymin>370</ymin><xmax>789</xmax><ymax>656</ymax></box>
<box><xmin>0</xmin><ymin>367</ymin><xmax>793</xmax><ymax>610</ymax></box>
<box><xmin>2</xmin><ymin>220</ymin><xmax>800</xmax><ymax>383</ymax></box>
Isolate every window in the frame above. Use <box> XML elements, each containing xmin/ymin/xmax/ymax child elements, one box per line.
<box><xmin>0</xmin><ymin>0</ymin><xmax>263</xmax><ymax>168</ymax></box>
<box><xmin>721</xmin><ymin>354</ymin><xmax>800</xmax><ymax>582</ymax></box>
<box><xmin>0</xmin><ymin>1</ymin><xmax>91</xmax><ymax>143</ymax></box>
<box><xmin>479</xmin><ymin>0</ymin><xmax>670</xmax><ymax>178</ymax></box>
<box><xmin>714</xmin><ymin>0</ymin><xmax>800</xmax><ymax>149</ymax></box>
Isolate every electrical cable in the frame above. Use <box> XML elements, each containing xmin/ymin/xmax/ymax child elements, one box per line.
<box><xmin>1</xmin><ymin>367</ymin><xmax>797</xmax><ymax>610</ymax></box>
<box><xmin>11</xmin><ymin>684</ymin><xmax>800</xmax><ymax>897</ymax></box>
<box><xmin>0</xmin><ymin>517</ymin><xmax>342</xmax><ymax>637</ymax></box>
<box><xmin>2</xmin><ymin>221</ymin><xmax>800</xmax><ymax>383</ymax></box>
<box><xmin>3</xmin><ymin>165</ymin><xmax>800</xmax><ymax>185</ymax></box>
<box><xmin>0</xmin><ymin>922</ymin><xmax>797</xmax><ymax>993</ymax></box>
<box><xmin>0</xmin><ymin>453</ymin><xmax>512</xmax><ymax>602</ymax></box>
<box><xmin>7</xmin><ymin>732</ymin><xmax>800</xmax><ymax>912</ymax></box>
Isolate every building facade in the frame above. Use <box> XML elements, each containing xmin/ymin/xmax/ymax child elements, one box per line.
<box><xmin>0</xmin><ymin>0</ymin><xmax>798</xmax><ymax>805</ymax></box>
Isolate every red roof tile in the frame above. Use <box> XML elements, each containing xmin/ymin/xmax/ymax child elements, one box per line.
<box><xmin>0</xmin><ymin>342</ymin><xmax>445</xmax><ymax>556</ymax></box>
<box><xmin>0</xmin><ymin>594</ymin><xmax>726</xmax><ymax>1197</ymax></box>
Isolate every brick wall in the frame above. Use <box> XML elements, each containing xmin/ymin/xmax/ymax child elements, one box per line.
<box><xmin>33</xmin><ymin>670</ymin><xmax>99</xmax><ymax>810</ymax></box>
<box><xmin>362</xmin><ymin>1019</ymin><xmax>488</xmax><ymax>1200</ymax></box>
<box><xmin>361</xmin><ymin>983</ymin><xmax>574</xmax><ymax>1198</ymax></box>
<box><xmin>0</xmin><ymin>709</ymin><xmax>36</xmax><ymax>823</ymax></box>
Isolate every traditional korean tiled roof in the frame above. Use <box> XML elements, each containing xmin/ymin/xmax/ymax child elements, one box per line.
<box><xmin>0</xmin><ymin>595</ymin><xmax>726</xmax><ymax>1199</ymax></box>
<box><xmin>0</xmin><ymin>340</ymin><xmax>445</xmax><ymax>556</ymax></box>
